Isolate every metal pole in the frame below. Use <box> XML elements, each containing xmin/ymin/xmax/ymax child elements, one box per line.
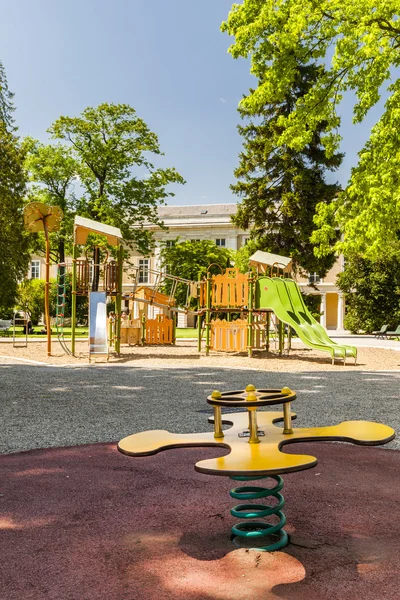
<box><xmin>246</xmin><ymin>390</ymin><xmax>260</xmax><ymax>443</ymax></box>
<box><xmin>71</xmin><ymin>244</ymin><xmax>78</xmax><ymax>356</ymax></box>
<box><xmin>210</xmin><ymin>390</ymin><xmax>224</xmax><ymax>438</ymax></box>
<box><xmin>197</xmin><ymin>311</ymin><xmax>202</xmax><ymax>352</ymax></box>
<box><xmin>172</xmin><ymin>311</ymin><xmax>176</xmax><ymax>345</ymax></box>
<box><xmin>248</xmin><ymin>410</ymin><xmax>260</xmax><ymax>444</ymax></box>
<box><xmin>141</xmin><ymin>314</ymin><xmax>146</xmax><ymax>345</ymax></box>
<box><xmin>115</xmin><ymin>244</ymin><xmax>123</xmax><ymax>355</ymax></box>
<box><xmin>205</xmin><ymin>272</ymin><xmax>212</xmax><ymax>356</ymax></box>
<box><xmin>43</xmin><ymin>219</ymin><xmax>51</xmax><ymax>356</ymax></box>
<box><xmin>278</xmin><ymin>319</ymin><xmax>283</xmax><ymax>356</ymax></box>
<box><xmin>247</xmin><ymin>272</ymin><xmax>254</xmax><ymax>358</ymax></box>
<box><xmin>283</xmin><ymin>402</ymin><xmax>293</xmax><ymax>435</ymax></box>
<box><xmin>213</xmin><ymin>407</ymin><xmax>224</xmax><ymax>438</ymax></box>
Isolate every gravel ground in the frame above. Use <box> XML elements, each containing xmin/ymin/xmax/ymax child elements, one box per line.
<box><xmin>1</xmin><ymin>355</ymin><xmax>398</xmax><ymax>454</ymax></box>
<box><xmin>2</xmin><ymin>338</ymin><xmax>400</xmax><ymax>371</ymax></box>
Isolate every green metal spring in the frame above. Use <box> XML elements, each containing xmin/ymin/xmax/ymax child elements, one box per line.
<box><xmin>229</xmin><ymin>474</ymin><xmax>288</xmax><ymax>552</ymax></box>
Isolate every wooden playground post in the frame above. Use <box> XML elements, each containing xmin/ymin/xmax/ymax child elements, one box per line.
<box><xmin>172</xmin><ymin>311</ymin><xmax>176</xmax><ymax>345</ymax></box>
<box><xmin>247</xmin><ymin>271</ymin><xmax>254</xmax><ymax>358</ymax></box>
<box><xmin>108</xmin><ymin>316</ymin><xmax>114</xmax><ymax>346</ymax></box>
<box><xmin>114</xmin><ymin>244</ymin><xmax>123</xmax><ymax>355</ymax></box>
<box><xmin>141</xmin><ymin>315</ymin><xmax>146</xmax><ymax>345</ymax></box>
<box><xmin>197</xmin><ymin>285</ymin><xmax>202</xmax><ymax>352</ymax></box>
<box><xmin>43</xmin><ymin>218</ymin><xmax>52</xmax><ymax>357</ymax></box>
<box><xmin>266</xmin><ymin>312</ymin><xmax>270</xmax><ymax>352</ymax></box>
<box><xmin>278</xmin><ymin>319</ymin><xmax>283</xmax><ymax>356</ymax></box>
<box><xmin>71</xmin><ymin>244</ymin><xmax>78</xmax><ymax>356</ymax></box>
<box><xmin>205</xmin><ymin>271</ymin><xmax>212</xmax><ymax>356</ymax></box>
<box><xmin>287</xmin><ymin>325</ymin><xmax>292</xmax><ymax>354</ymax></box>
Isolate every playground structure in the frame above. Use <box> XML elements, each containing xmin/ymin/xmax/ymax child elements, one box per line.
<box><xmin>118</xmin><ymin>383</ymin><xmax>395</xmax><ymax>552</ymax></box>
<box><xmin>55</xmin><ymin>246</ymin><xmax>357</xmax><ymax>364</ymax></box>
<box><xmin>19</xmin><ymin>206</ymin><xmax>355</xmax><ymax>364</ymax></box>
<box><xmin>56</xmin><ymin>215</ymin><xmax>196</xmax><ymax>358</ymax></box>
<box><xmin>107</xmin><ymin>270</ymin><xmax>195</xmax><ymax>348</ymax></box>
<box><xmin>56</xmin><ymin>216</ymin><xmax>124</xmax><ymax>361</ymax></box>
<box><xmin>197</xmin><ymin>253</ymin><xmax>357</xmax><ymax>365</ymax></box>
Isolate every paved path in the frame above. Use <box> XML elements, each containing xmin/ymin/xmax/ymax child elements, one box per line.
<box><xmin>1</xmin><ymin>360</ymin><xmax>398</xmax><ymax>454</ymax></box>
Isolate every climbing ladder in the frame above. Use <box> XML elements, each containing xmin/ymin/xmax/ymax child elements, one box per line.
<box><xmin>56</xmin><ymin>264</ymin><xmax>72</xmax><ymax>355</ymax></box>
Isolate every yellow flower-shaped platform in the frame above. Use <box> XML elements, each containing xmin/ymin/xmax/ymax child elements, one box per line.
<box><xmin>118</xmin><ymin>385</ymin><xmax>395</xmax><ymax>552</ymax></box>
<box><xmin>118</xmin><ymin>411</ymin><xmax>394</xmax><ymax>477</ymax></box>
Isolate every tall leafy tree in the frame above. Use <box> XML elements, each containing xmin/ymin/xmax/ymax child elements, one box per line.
<box><xmin>160</xmin><ymin>240</ymin><xmax>233</xmax><ymax>307</ymax></box>
<box><xmin>0</xmin><ymin>60</ymin><xmax>15</xmax><ymax>131</ymax></box>
<box><xmin>222</xmin><ymin>1</ymin><xmax>400</xmax><ymax>258</ymax></box>
<box><xmin>0</xmin><ymin>61</ymin><xmax>29</xmax><ymax>314</ymax></box>
<box><xmin>0</xmin><ymin>122</ymin><xmax>30</xmax><ymax>314</ymax></box>
<box><xmin>231</xmin><ymin>63</ymin><xmax>342</xmax><ymax>276</ymax></box>
<box><xmin>336</xmin><ymin>252</ymin><xmax>400</xmax><ymax>333</ymax></box>
<box><xmin>24</xmin><ymin>140</ymin><xmax>78</xmax><ymax>263</ymax></box>
<box><xmin>48</xmin><ymin>103</ymin><xmax>185</xmax><ymax>255</ymax></box>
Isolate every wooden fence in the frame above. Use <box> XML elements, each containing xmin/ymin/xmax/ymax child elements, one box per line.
<box><xmin>211</xmin><ymin>269</ymin><xmax>248</xmax><ymax>308</ymax></box>
<box><xmin>210</xmin><ymin>318</ymin><xmax>267</xmax><ymax>352</ymax></box>
<box><xmin>146</xmin><ymin>315</ymin><xmax>174</xmax><ymax>345</ymax></box>
<box><xmin>200</xmin><ymin>269</ymin><xmax>249</xmax><ymax>308</ymax></box>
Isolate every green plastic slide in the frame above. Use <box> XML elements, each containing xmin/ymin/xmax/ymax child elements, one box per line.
<box><xmin>255</xmin><ymin>276</ymin><xmax>357</xmax><ymax>364</ymax></box>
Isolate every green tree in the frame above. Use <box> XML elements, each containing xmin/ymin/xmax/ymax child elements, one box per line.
<box><xmin>24</xmin><ymin>140</ymin><xmax>78</xmax><ymax>263</ymax></box>
<box><xmin>17</xmin><ymin>278</ymin><xmax>58</xmax><ymax>325</ymax></box>
<box><xmin>337</xmin><ymin>253</ymin><xmax>400</xmax><ymax>333</ymax></box>
<box><xmin>231</xmin><ymin>63</ymin><xmax>342</xmax><ymax>276</ymax></box>
<box><xmin>48</xmin><ymin>103</ymin><xmax>185</xmax><ymax>255</ymax></box>
<box><xmin>233</xmin><ymin>239</ymin><xmax>259</xmax><ymax>274</ymax></box>
<box><xmin>0</xmin><ymin>123</ymin><xmax>30</xmax><ymax>315</ymax></box>
<box><xmin>222</xmin><ymin>1</ymin><xmax>400</xmax><ymax>258</ymax></box>
<box><xmin>160</xmin><ymin>240</ymin><xmax>233</xmax><ymax>307</ymax></box>
<box><xmin>0</xmin><ymin>60</ymin><xmax>15</xmax><ymax>130</ymax></box>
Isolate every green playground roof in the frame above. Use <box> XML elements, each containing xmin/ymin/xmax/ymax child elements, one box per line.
<box><xmin>249</xmin><ymin>250</ymin><xmax>292</xmax><ymax>271</ymax></box>
<box><xmin>74</xmin><ymin>216</ymin><xmax>123</xmax><ymax>246</ymax></box>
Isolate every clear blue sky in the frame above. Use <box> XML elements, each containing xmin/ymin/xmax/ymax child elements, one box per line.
<box><xmin>0</xmin><ymin>0</ymin><xmax>392</xmax><ymax>205</ymax></box>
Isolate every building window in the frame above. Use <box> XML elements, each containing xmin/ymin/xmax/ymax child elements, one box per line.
<box><xmin>191</xmin><ymin>239</ymin><xmax>200</xmax><ymax>243</ymax></box>
<box><xmin>138</xmin><ymin>259</ymin><xmax>150</xmax><ymax>284</ymax></box>
<box><xmin>165</xmin><ymin>240</ymin><xmax>176</xmax><ymax>248</ymax></box>
<box><xmin>30</xmin><ymin>260</ymin><xmax>40</xmax><ymax>279</ymax></box>
<box><xmin>243</xmin><ymin>237</ymin><xmax>250</xmax><ymax>246</ymax></box>
<box><xmin>308</xmin><ymin>272</ymin><xmax>322</xmax><ymax>284</ymax></box>
<box><xmin>216</xmin><ymin>238</ymin><xmax>226</xmax><ymax>247</ymax></box>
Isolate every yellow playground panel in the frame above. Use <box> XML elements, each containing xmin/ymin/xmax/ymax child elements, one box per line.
<box><xmin>200</xmin><ymin>268</ymin><xmax>248</xmax><ymax>308</ymax></box>
<box><xmin>145</xmin><ymin>315</ymin><xmax>174</xmax><ymax>345</ymax></box>
<box><xmin>109</xmin><ymin>286</ymin><xmax>176</xmax><ymax>347</ymax></box>
<box><xmin>133</xmin><ymin>286</ymin><xmax>176</xmax><ymax>309</ymax></box>
<box><xmin>119</xmin><ymin>318</ymin><xmax>141</xmax><ymax>346</ymax></box>
<box><xmin>210</xmin><ymin>317</ymin><xmax>268</xmax><ymax>352</ymax></box>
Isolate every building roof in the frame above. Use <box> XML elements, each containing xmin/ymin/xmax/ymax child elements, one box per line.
<box><xmin>249</xmin><ymin>250</ymin><xmax>292</xmax><ymax>272</ymax></box>
<box><xmin>157</xmin><ymin>204</ymin><xmax>237</xmax><ymax>218</ymax></box>
<box><xmin>74</xmin><ymin>216</ymin><xmax>123</xmax><ymax>246</ymax></box>
<box><xmin>146</xmin><ymin>204</ymin><xmax>240</xmax><ymax>229</ymax></box>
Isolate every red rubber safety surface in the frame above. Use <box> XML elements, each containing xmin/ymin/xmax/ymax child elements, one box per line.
<box><xmin>1</xmin><ymin>442</ymin><xmax>399</xmax><ymax>600</ymax></box>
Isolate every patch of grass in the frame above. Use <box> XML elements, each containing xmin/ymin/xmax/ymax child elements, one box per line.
<box><xmin>176</xmin><ymin>328</ymin><xmax>198</xmax><ymax>338</ymax></box>
<box><xmin>8</xmin><ymin>326</ymin><xmax>89</xmax><ymax>338</ymax></box>
<box><xmin>6</xmin><ymin>326</ymin><xmax>197</xmax><ymax>340</ymax></box>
